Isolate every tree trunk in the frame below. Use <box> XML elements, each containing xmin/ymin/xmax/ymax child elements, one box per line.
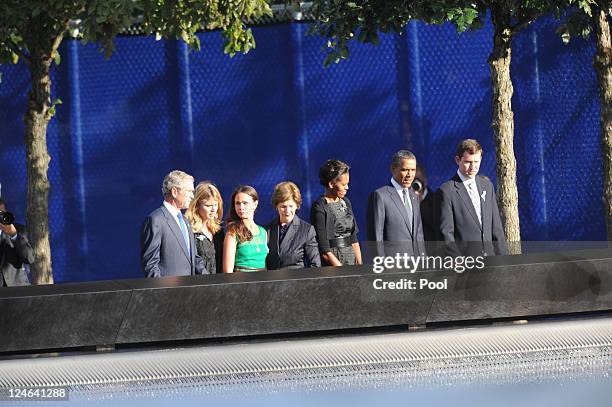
<box><xmin>24</xmin><ymin>49</ymin><xmax>55</xmax><ymax>284</ymax></box>
<box><xmin>488</xmin><ymin>4</ymin><xmax>521</xmax><ymax>254</ymax></box>
<box><xmin>594</xmin><ymin>7</ymin><xmax>612</xmax><ymax>241</ymax></box>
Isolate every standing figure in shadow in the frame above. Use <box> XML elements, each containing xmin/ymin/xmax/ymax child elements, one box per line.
<box><xmin>311</xmin><ymin>159</ymin><xmax>362</xmax><ymax>266</ymax></box>
<box><xmin>185</xmin><ymin>182</ymin><xmax>225</xmax><ymax>274</ymax></box>
<box><xmin>0</xmin><ymin>198</ymin><xmax>33</xmax><ymax>286</ymax></box>
<box><xmin>414</xmin><ymin>164</ymin><xmax>439</xmax><ymax>244</ymax></box>
<box><xmin>223</xmin><ymin>185</ymin><xmax>268</xmax><ymax>273</ymax></box>
<box><xmin>266</xmin><ymin>181</ymin><xmax>321</xmax><ymax>270</ymax></box>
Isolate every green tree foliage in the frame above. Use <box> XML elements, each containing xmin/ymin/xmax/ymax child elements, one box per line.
<box><xmin>0</xmin><ymin>0</ymin><xmax>271</xmax><ymax>71</ymax></box>
<box><xmin>556</xmin><ymin>0</ymin><xmax>601</xmax><ymax>42</ymax></box>
<box><xmin>0</xmin><ymin>0</ymin><xmax>271</xmax><ymax>283</ymax></box>
<box><xmin>310</xmin><ymin>1</ymin><xmax>558</xmax><ymax>65</ymax></box>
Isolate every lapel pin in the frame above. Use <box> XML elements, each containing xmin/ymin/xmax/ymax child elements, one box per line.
<box><xmin>481</xmin><ymin>190</ymin><xmax>486</xmax><ymax>201</ymax></box>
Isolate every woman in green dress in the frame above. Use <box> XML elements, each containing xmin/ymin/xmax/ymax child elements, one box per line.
<box><xmin>223</xmin><ymin>185</ymin><xmax>268</xmax><ymax>272</ymax></box>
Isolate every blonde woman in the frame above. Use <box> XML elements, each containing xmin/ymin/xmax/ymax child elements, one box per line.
<box><xmin>185</xmin><ymin>181</ymin><xmax>225</xmax><ymax>274</ymax></box>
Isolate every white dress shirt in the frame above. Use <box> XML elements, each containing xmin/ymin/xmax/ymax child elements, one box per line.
<box><xmin>390</xmin><ymin>177</ymin><xmax>412</xmax><ymax>211</ymax></box>
<box><xmin>163</xmin><ymin>200</ymin><xmax>184</xmax><ymax>230</ymax></box>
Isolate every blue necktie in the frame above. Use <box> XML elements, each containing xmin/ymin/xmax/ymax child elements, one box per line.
<box><xmin>177</xmin><ymin>212</ymin><xmax>191</xmax><ymax>255</ymax></box>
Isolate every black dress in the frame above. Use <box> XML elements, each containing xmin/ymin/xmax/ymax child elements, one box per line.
<box><xmin>194</xmin><ymin>229</ymin><xmax>225</xmax><ymax>274</ymax></box>
<box><xmin>327</xmin><ymin>200</ymin><xmax>356</xmax><ymax>265</ymax></box>
<box><xmin>310</xmin><ymin>196</ymin><xmax>359</xmax><ymax>266</ymax></box>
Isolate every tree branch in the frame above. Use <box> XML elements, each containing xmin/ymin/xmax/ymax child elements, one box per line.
<box><xmin>51</xmin><ymin>18</ymin><xmax>73</xmax><ymax>54</ymax></box>
<box><xmin>51</xmin><ymin>30</ymin><xmax>65</xmax><ymax>54</ymax></box>
<box><xmin>51</xmin><ymin>9</ymin><xmax>84</xmax><ymax>54</ymax></box>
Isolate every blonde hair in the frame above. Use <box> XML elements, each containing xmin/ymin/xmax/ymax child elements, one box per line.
<box><xmin>185</xmin><ymin>181</ymin><xmax>224</xmax><ymax>235</ymax></box>
<box><xmin>271</xmin><ymin>181</ymin><xmax>302</xmax><ymax>208</ymax></box>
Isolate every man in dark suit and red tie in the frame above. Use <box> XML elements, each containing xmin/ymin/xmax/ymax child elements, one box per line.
<box><xmin>438</xmin><ymin>139</ymin><xmax>508</xmax><ymax>257</ymax></box>
<box><xmin>141</xmin><ymin>170</ymin><xmax>208</xmax><ymax>277</ymax></box>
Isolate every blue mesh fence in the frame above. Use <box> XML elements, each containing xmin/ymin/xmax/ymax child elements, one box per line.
<box><xmin>513</xmin><ymin>17</ymin><xmax>603</xmax><ymax>241</ymax></box>
<box><xmin>0</xmin><ymin>16</ymin><xmax>605</xmax><ymax>282</ymax></box>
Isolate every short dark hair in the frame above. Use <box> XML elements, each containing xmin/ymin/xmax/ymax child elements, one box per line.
<box><xmin>456</xmin><ymin>139</ymin><xmax>483</xmax><ymax>158</ymax></box>
<box><xmin>319</xmin><ymin>159</ymin><xmax>350</xmax><ymax>186</ymax></box>
<box><xmin>391</xmin><ymin>150</ymin><xmax>416</xmax><ymax>169</ymax></box>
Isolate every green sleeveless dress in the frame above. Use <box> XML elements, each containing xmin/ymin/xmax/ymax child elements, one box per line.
<box><xmin>234</xmin><ymin>225</ymin><xmax>268</xmax><ymax>272</ymax></box>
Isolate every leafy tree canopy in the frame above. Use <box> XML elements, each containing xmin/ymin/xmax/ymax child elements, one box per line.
<box><xmin>0</xmin><ymin>0</ymin><xmax>272</xmax><ymax>79</ymax></box>
<box><xmin>556</xmin><ymin>0</ymin><xmax>609</xmax><ymax>42</ymax></box>
<box><xmin>309</xmin><ymin>0</ymin><xmax>562</xmax><ymax>66</ymax></box>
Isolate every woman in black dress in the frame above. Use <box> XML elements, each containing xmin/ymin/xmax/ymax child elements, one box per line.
<box><xmin>185</xmin><ymin>181</ymin><xmax>225</xmax><ymax>274</ymax></box>
<box><xmin>310</xmin><ymin>159</ymin><xmax>362</xmax><ymax>266</ymax></box>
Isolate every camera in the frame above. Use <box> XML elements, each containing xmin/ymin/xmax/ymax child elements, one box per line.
<box><xmin>412</xmin><ymin>178</ymin><xmax>424</xmax><ymax>192</ymax></box>
<box><xmin>0</xmin><ymin>211</ymin><xmax>15</xmax><ymax>225</ymax></box>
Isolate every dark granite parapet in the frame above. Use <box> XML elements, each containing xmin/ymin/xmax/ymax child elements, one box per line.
<box><xmin>427</xmin><ymin>254</ymin><xmax>612</xmax><ymax>322</ymax></box>
<box><xmin>0</xmin><ymin>281</ymin><xmax>132</xmax><ymax>352</ymax></box>
<box><xmin>1</xmin><ymin>249</ymin><xmax>611</xmax><ymax>353</ymax></box>
<box><xmin>114</xmin><ymin>268</ymin><xmax>434</xmax><ymax>343</ymax></box>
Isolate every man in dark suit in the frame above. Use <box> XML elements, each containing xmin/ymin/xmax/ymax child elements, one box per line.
<box><xmin>366</xmin><ymin>150</ymin><xmax>426</xmax><ymax>257</ymax></box>
<box><xmin>141</xmin><ymin>170</ymin><xmax>208</xmax><ymax>277</ymax></box>
<box><xmin>414</xmin><ymin>164</ymin><xmax>439</xmax><ymax>243</ymax></box>
<box><xmin>0</xmin><ymin>199</ymin><xmax>34</xmax><ymax>287</ymax></box>
<box><xmin>438</xmin><ymin>139</ymin><xmax>507</xmax><ymax>257</ymax></box>
<box><xmin>266</xmin><ymin>181</ymin><xmax>321</xmax><ymax>270</ymax></box>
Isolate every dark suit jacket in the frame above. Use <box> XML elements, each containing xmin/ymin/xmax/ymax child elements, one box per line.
<box><xmin>366</xmin><ymin>184</ymin><xmax>426</xmax><ymax>257</ymax></box>
<box><xmin>0</xmin><ymin>224</ymin><xmax>34</xmax><ymax>287</ymax></box>
<box><xmin>310</xmin><ymin>196</ymin><xmax>359</xmax><ymax>255</ymax></box>
<box><xmin>141</xmin><ymin>205</ymin><xmax>208</xmax><ymax>278</ymax></box>
<box><xmin>420</xmin><ymin>187</ymin><xmax>439</xmax><ymax>242</ymax></box>
<box><xmin>438</xmin><ymin>174</ymin><xmax>507</xmax><ymax>257</ymax></box>
<box><xmin>265</xmin><ymin>216</ymin><xmax>321</xmax><ymax>270</ymax></box>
